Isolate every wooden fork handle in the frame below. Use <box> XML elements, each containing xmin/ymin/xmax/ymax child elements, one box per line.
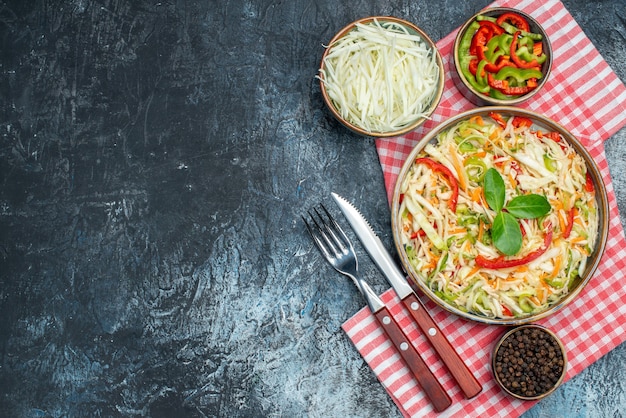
<box><xmin>401</xmin><ymin>293</ymin><xmax>482</xmax><ymax>399</ymax></box>
<box><xmin>373</xmin><ymin>307</ymin><xmax>452</xmax><ymax>412</ymax></box>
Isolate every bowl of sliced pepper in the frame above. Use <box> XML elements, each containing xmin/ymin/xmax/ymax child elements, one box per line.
<box><xmin>452</xmin><ymin>8</ymin><xmax>552</xmax><ymax>105</ymax></box>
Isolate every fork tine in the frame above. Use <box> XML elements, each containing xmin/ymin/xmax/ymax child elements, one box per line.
<box><xmin>312</xmin><ymin>207</ymin><xmax>341</xmax><ymax>254</ymax></box>
<box><xmin>302</xmin><ymin>213</ymin><xmax>329</xmax><ymax>258</ymax></box>
<box><xmin>319</xmin><ymin>204</ymin><xmax>352</xmax><ymax>253</ymax></box>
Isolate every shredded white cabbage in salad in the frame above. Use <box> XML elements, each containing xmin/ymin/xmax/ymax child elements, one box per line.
<box><xmin>398</xmin><ymin>113</ymin><xmax>598</xmax><ymax>319</ymax></box>
<box><xmin>317</xmin><ymin>19</ymin><xmax>440</xmax><ymax>133</ymax></box>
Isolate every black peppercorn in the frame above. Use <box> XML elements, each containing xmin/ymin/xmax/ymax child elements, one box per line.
<box><xmin>493</xmin><ymin>326</ymin><xmax>566</xmax><ymax>399</ymax></box>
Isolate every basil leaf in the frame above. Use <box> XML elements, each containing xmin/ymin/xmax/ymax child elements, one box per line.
<box><xmin>506</xmin><ymin>194</ymin><xmax>551</xmax><ymax>219</ymax></box>
<box><xmin>492</xmin><ymin>212</ymin><xmax>523</xmax><ymax>256</ymax></box>
<box><xmin>484</xmin><ymin>168</ymin><xmax>505</xmax><ymax>212</ymax></box>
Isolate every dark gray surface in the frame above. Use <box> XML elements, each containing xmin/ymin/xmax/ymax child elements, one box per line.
<box><xmin>1</xmin><ymin>0</ymin><xmax>624</xmax><ymax>417</ymax></box>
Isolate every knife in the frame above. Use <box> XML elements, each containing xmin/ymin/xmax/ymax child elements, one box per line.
<box><xmin>332</xmin><ymin>192</ymin><xmax>482</xmax><ymax>399</ymax></box>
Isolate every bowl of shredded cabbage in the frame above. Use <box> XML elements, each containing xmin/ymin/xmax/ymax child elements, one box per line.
<box><xmin>391</xmin><ymin>107</ymin><xmax>608</xmax><ymax>325</ymax></box>
<box><xmin>317</xmin><ymin>16</ymin><xmax>444</xmax><ymax>137</ymax></box>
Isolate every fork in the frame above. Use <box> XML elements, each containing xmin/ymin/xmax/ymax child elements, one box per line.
<box><xmin>303</xmin><ymin>205</ymin><xmax>452</xmax><ymax>413</ymax></box>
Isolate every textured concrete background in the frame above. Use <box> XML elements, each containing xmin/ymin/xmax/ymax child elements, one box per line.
<box><xmin>0</xmin><ymin>0</ymin><xmax>624</xmax><ymax>417</ymax></box>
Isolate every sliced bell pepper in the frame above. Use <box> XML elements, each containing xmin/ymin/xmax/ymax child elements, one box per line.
<box><xmin>489</xmin><ymin>68</ymin><xmax>541</xmax><ymax>96</ymax></box>
<box><xmin>494</xmin><ymin>66</ymin><xmax>543</xmax><ymax>84</ymax></box>
<box><xmin>510</xmin><ymin>31</ymin><xmax>539</xmax><ymax>68</ymax></box>
<box><xmin>415</xmin><ymin>157</ymin><xmax>459</xmax><ymax>212</ymax></box>
<box><xmin>483</xmin><ymin>57</ymin><xmax>515</xmax><ymax>74</ymax></box>
<box><xmin>511</xmin><ymin>116</ymin><xmax>533</xmax><ymax>128</ymax></box>
<box><xmin>471</xmin><ymin>25</ymin><xmax>492</xmax><ymax>57</ymax></box>
<box><xmin>563</xmin><ymin>207</ymin><xmax>576</xmax><ymax>238</ymax></box>
<box><xmin>585</xmin><ymin>171</ymin><xmax>595</xmax><ymax>193</ymax></box>
<box><xmin>478</xmin><ymin>19</ymin><xmax>505</xmax><ymax>35</ymax></box>
<box><xmin>496</xmin><ymin>12</ymin><xmax>530</xmax><ymax>32</ymax></box>
<box><xmin>464</xmin><ymin>156</ymin><xmax>488</xmax><ymax>182</ymax></box>
<box><xmin>475</xmin><ymin>222</ymin><xmax>553</xmax><ymax>269</ymax></box>
<box><xmin>490</xmin><ymin>89</ymin><xmax>516</xmax><ymax>100</ymax></box>
<box><xmin>487</xmin><ymin>73</ymin><xmax>509</xmax><ymax>91</ymax></box>
<box><xmin>489</xmin><ymin>111</ymin><xmax>507</xmax><ymax>128</ymax></box>
<box><xmin>516</xmin><ymin>46</ymin><xmax>547</xmax><ymax>64</ymax></box>
<box><xmin>502</xmin><ymin>85</ymin><xmax>532</xmax><ymax>96</ymax></box>
<box><xmin>476</xmin><ymin>15</ymin><xmax>542</xmax><ymax>40</ymax></box>
<box><xmin>475</xmin><ymin>59</ymin><xmax>489</xmax><ymax>87</ymax></box>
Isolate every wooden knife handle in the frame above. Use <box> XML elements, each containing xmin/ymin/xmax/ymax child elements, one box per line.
<box><xmin>402</xmin><ymin>293</ymin><xmax>482</xmax><ymax>399</ymax></box>
<box><xmin>374</xmin><ymin>307</ymin><xmax>452</xmax><ymax>412</ymax></box>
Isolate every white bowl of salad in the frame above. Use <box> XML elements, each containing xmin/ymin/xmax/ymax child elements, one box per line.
<box><xmin>317</xmin><ymin>16</ymin><xmax>444</xmax><ymax>137</ymax></box>
<box><xmin>391</xmin><ymin>107</ymin><xmax>608</xmax><ymax>325</ymax></box>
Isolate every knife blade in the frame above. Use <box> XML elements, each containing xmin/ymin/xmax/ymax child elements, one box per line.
<box><xmin>332</xmin><ymin>192</ymin><xmax>482</xmax><ymax>399</ymax></box>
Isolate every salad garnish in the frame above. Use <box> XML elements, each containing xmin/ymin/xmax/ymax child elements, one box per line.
<box><xmin>398</xmin><ymin>112</ymin><xmax>598</xmax><ymax>318</ymax></box>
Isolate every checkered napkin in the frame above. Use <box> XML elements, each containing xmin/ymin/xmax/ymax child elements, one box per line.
<box><xmin>341</xmin><ymin>0</ymin><xmax>626</xmax><ymax>416</ymax></box>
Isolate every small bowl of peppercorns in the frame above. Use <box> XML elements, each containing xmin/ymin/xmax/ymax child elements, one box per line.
<box><xmin>492</xmin><ymin>325</ymin><xmax>567</xmax><ymax>400</ymax></box>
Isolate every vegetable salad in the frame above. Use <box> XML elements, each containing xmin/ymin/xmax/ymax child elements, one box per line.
<box><xmin>398</xmin><ymin>112</ymin><xmax>598</xmax><ymax>319</ymax></box>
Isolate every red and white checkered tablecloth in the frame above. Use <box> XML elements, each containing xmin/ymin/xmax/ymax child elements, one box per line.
<box><xmin>341</xmin><ymin>0</ymin><xmax>626</xmax><ymax>416</ymax></box>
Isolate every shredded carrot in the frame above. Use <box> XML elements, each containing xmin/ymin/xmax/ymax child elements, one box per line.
<box><xmin>515</xmin><ymin>265</ymin><xmax>529</xmax><ymax>273</ymax></box>
<box><xmin>424</xmin><ymin>261</ymin><xmax>437</xmax><ymax>270</ymax></box>
<box><xmin>550</xmin><ymin>199</ymin><xmax>564</xmax><ymax>210</ymax></box>
<box><xmin>468</xmin><ymin>265</ymin><xmax>481</xmax><ymax>278</ymax></box>
<box><xmin>469</xmin><ymin>115</ymin><xmax>484</xmax><ymax>126</ymax></box>
<box><xmin>448</xmin><ymin>143</ymin><xmax>468</xmax><ymax>192</ymax></box>
<box><xmin>557</xmin><ymin>210</ymin><xmax>566</xmax><ymax>234</ymax></box>
<box><xmin>471</xmin><ymin>186</ymin><xmax>483</xmax><ymax>203</ymax></box>
<box><xmin>569</xmin><ymin>236</ymin><xmax>586</xmax><ymax>244</ymax></box>
<box><xmin>550</xmin><ymin>255</ymin><xmax>562</xmax><ymax>279</ymax></box>
<box><xmin>477</xmin><ymin>219</ymin><xmax>484</xmax><ymax>242</ymax></box>
<box><xmin>508</xmin><ymin>172</ymin><xmax>517</xmax><ymax>189</ymax></box>
<box><xmin>449</xmin><ymin>227</ymin><xmax>468</xmax><ymax>235</ymax></box>
<box><xmin>537</xmin><ymin>286</ymin><xmax>545</xmax><ymax>303</ymax></box>
<box><xmin>530</xmin><ymin>296</ymin><xmax>541</xmax><ymax>306</ymax></box>
<box><xmin>472</xmin><ymin>150</ymin><xmax>487</xmax><ymax>158</ymax></box>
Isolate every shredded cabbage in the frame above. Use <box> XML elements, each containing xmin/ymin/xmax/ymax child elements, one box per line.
<box><xmin>317</xmin><ymin>19</ymin><xmax>439</xmax><ymax>133</ymax></box>
<box><xmin>398</xmin><ymin>114</ymin><xmax>599</xmax><ymax>319</ymax></box>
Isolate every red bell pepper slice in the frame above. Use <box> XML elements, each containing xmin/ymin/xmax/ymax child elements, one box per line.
<box><xmin>475</xmin><ymin>222</ymin><xmax>553</xmax><ymax>269</ymax></box>
<box><xmin>585</xmin><ymin>171</ymin><xmax>595</xmax><ymax>193</ymax></box>
<box><xmin>487</xmin><ymin>73</ymin><xmax>509</xmax><ymax>91</ymax></box>
<box><xmin>469</xmin><ymin>58</ymin><xmax>479</xmax><ymax>75</ymax></box>
<box><xmin>496</xmin><ymin>12</ymin><xmax>530</xmax><ymax>32</ymax></box>
<box><xmin>489</xmin><ymin>111</ymin><xmax>507</xmax><ymax>128</ymax></box>
<box><xmin>563</xmin><ymin>207</ymin><xmax>576</xmax><ymax>239</ymax></box>
<box><xmin>510</xmin><ymin>31</ymin><xmax>539</xmax><ymax>68</ymax></box>
<box><xmin>478</xmin><ymin>20</ymin><xmax>505</xmax><ymax>35</ymax></box>
<box><xmin>512</xmin><ymin>116</ymin><xmax>533</xmax><ymax>128</ymax></box>
<box><xmin>471</xmin><ymin>25</ymin><xmax>492</xmax><ymax>56</ymax></box>
<box><xmin>483</xmin><ymin>57</ymin><xmax>515</xmax><ymax>74</ymax></box>
<box><xmin>502</xmin><ymin>85</ymin><xmax>532</xmax><ymax>96</ymax></box>
<box><xmin>415</xmin><ymin>157</ymin><xmax>459</xmax><ymax>212</ymax></box>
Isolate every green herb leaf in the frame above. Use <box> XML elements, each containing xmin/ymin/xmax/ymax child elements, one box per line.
<box><xmin>492</xmin><ymin>212</ymin><xmax>523</xmax><ymax>256</ymax></box>
<box><xmin>484</xmin><ymin>168</ymin><xmax>505</xmax><ymax>212</ymax></box>
<box><xmin>506</xmin><ymin>194</ymin><xmax>551</xmax><ymax>219</ymax></box>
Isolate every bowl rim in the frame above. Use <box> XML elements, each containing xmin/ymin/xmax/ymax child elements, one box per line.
<box><xmin>318</xmin><ymin>16</ymin><xmax>445</xmax><ymax>138</ymax></box>
<box><xmin>492</xmin><ymin>324</ymin><xmax>568</xmax><ymax>400</ymax></box>
<box><xmin>390</xmin><ymin>106</ymin><xmax>609</xmax><ymax>325</ymax></box>
<box><xmin>452</xmin><ymin>7</ymin><xmax>553</xmax><ymax>106</ymax></box>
